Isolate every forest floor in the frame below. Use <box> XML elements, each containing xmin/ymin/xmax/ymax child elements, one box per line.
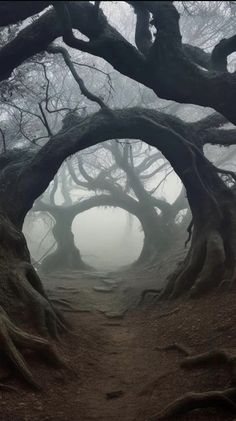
<box><xmin>1</xmin><ymin>258</ymin><xmax>236</xmax><ymax>420</ymax></box>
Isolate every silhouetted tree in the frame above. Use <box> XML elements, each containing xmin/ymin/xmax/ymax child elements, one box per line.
<box><xmin>0</xmin><ymin>2</ymin><xmax>236</xmax><ymax>401</ymax></box>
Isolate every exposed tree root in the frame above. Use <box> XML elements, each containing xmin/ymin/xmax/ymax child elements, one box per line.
<box><xmin>155</xmin><ymin>342</ymin><xmax>191</xmax><ymax>356</ymax></box>
<box><xmin>159</xmin><ymin>228</ymin><xmax>228</xmax><ymax>300</ymax></box>
<box><xmin>149</xmin><ymin>345</ymin><xmax>236</xmax><ymax>419</ymax></box>
<box><xmin>148</xmin><ymin>388</ymin><xmax>236</xmax><ymax>420</ymax></box>
<box><xmin>0</xmin><ymin>306</ymin><xmax>65</xmax><ymax>390</ymax></box>
<box><xmin>0</xmin><ymin>215</ymin><xmax>71</xmax><ymax>390</ymax></box>
<box><xmin>9</xmin><ymin>263</ymin><xmax>70</xmax><ymax>338</ymax></box>
<box><xmin>181</xmin><ymin>349</ymin><xmax>236</xmax><ymax>383</ymax></box>
<box><xmin>50</xmin><ymin>298</ymin><xmax>76</xmax><ymax>310</ymax></box>
<box><xmin>158</xmin><ymin>308</ymin><xmax>181</xmax><ymax>319</ymax></box>
<box><xmin>51</xmin><ymin>299</ymin><xmax>88</xmax><ymax>314</ymax></box>
<box><xmin>0</xmin><ymin>383</ymin><xmax>18</xmax><ymax>392</ymax></box>
<box><xmin>138</xmin><ymin>289</ymin><xmax>161</xmax><ymax>305</ymax></box>
<box><xmin>139</xmin><ymin>369</ymin><xmax>179</xmax><ymax>397</ymax></box>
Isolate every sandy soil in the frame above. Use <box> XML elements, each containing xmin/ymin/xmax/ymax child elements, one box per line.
<box><xmin>1</xmin><ymin>265</ymin><xmax>236</xmax><ymax>421</ymax></box>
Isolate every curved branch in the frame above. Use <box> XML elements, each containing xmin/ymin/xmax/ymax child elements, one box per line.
<box><xmin>16</xmin><ymin>107</ymin><xmax>223</xmax><ymax>223</ymax></box>
<box><xmin>0</xmin><ymin>1</ymin><xmax>50</xmax><ymax>26</ymax></box>
<box><xmin>203</xmin><ymin>128</ymin><xmax>236</xmax><ymax>146</ymax></box>
<box><xmin>47</xmin><ymin>44</ymin><xmax>108</xmax><ymax>109</ymax></box>
<box><xmin>132</xmin><ymin>5</ymin><xmax>152</xmax><ymax>55</ymax></box>
<box><xmin>2</xmin><ymin>2</ymin><xmax>236</xmax><ymax>124</ymax></box>
<box><xmin>66</xmin><ymin>159</ymin><xmax>89</xmax><ymax>188</ymax></box>
<box><xmin>52</xmin><ymin>2</ymin><xmax>97</xmax><ymax>53</ymax></box>
<box><xmin>212</xmin><ymin>34</ymin><xmax>236</xmax><ymax>72</ymax></box>
<box><xmin>182</xmin><ymin>44</ymin><xmax>211</xmax><ymax>70</ymax></box>
<box><xmin>34</xmin><ymin>192</ymin><xmax>142</xmax><ymax>224</ymax></box>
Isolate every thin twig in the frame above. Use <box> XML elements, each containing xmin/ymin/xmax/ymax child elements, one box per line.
<box><xmin>0</xmin><ymin>127</ymin><xmax>6</xmax><ymax>152</ymax></box>
<box><xmin>47</xmin><ymin>44</ymin><xmax>109</xmax><ymax>110</ymax></box>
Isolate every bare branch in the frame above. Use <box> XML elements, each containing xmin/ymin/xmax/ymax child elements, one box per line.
<box><xmin>38</xmin><ymin>102</ymin><xmax>52</xmax><ymax>137</ymax></box>
<box><xmin>47</xmin><ymin>44</ymin><xmax>109</xmax><ymax>110</ymax></box>
<box><xmin>151</xmin><ymin>169</ymin><xmax>174</xmax><ymax>195</ymax></box>
<box><xmin>212</xmin><ymin>34</ymin><xmax>236</xmax><ymax>71</ymax></box>
<box><xmin>0</xmin><ymin>128</ymin><xmax>6</xmax><ymax>153</ymax></box>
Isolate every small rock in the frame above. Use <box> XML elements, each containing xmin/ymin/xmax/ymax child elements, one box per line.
<box><xmin>106</xmin><ymin>390</ymin><xmax>123</xmax><ymax>399</ymax></box>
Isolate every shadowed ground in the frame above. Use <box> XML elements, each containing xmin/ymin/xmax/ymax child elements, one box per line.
<box><xmin>0</xmin><ymin>248</ymin><xmax>235</xmax><ymax>421</ymax></box>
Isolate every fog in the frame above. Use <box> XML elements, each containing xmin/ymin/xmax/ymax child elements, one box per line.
<box><xmin>24</xmin><ymin>208</ymin><xmax>143</xmax><ymax>271</ymax></box>
<box><xmin>2</xmin><ymin>3</ymin><xmax>236</xmax><ymax>418</ymax></box>
<box><xmin>23</xmin><ymin>167</ymin><xmax>183</xmax><ymax>270</ymax></box>
<box><xmin>4</xmin><ymin>0</ymin><xmax>236</xmax><ymax>275</ymax></box>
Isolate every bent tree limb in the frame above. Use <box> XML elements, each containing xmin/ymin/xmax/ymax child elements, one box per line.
<box><xmin>0</xmin><ymin>108</ymin><xmax>234</xmax><ymax>385</ymax></box>
<box><xmin>2</xmin><ymin>2</ymin><xmax>236</xmax><ymax>123</ymax></box>
<box><xmin>14</xmin><ymin>107</ymin><xmax>236</xmax><ymax>298</ymax></box>
<box><xmin>34</xmin><ymin>188</ymin><xmax>160</xmax><ymax>271</ymax></box>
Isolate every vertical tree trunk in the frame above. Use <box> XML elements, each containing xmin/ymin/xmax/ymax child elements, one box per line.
<box><xmin>40</xmin><ymin>209</ymin><xmax>89</xmax><ymax>274</ymax></box>
<box><xmin>160</xmin><ymin>162</ymin><xmax>236</xmax><ymax>299</ymax></box>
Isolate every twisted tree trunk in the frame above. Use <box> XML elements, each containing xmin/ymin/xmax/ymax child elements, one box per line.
<box><xmin>0</xmin><ymin>151</ymin><xmax>68</xmax><ymax>388</ymax></box>
<box><xmin>0</xmin><ymin>106</ymin><xmax>233</xmax><ymax>391</ymax></box>
<box><xmin>40</xmin><ymin>209</ymin><xmax>89</xmax><ymax>274</ymax></box>
<box><xmin>0</xmin><ymin>210</ymin><xmax>66</xmax><ymax>389</ymax></box>
<box><xmin>160</xmin><ymin>162</ymin><xmax>236</xmax><ymax>299</ymax></box>
<box><xmin>135</xmin><ymin>203</ymin><xmax>176</xmax><ymax>265</ymax></box>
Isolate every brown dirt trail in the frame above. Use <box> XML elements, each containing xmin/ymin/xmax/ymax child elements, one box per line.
<box><xmin>0</xmin><ymin>269</ymin><xmax>236</xmax><ymax>420</ymax></box>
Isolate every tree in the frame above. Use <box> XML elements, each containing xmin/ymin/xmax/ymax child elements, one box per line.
<box><xmin>0</xmin><ymin>1</ymin><xmax>236</xmax><ymax>405</ymax></box>
<box><xmin>32</xmin><ymin>137</ymin><xmax>187</xmax><ymax>273</ymax></box>
<box><xmin>72</xmin><ymin>140</ymin><xmax>188</xmax><ymax>264</ymax></box>
<box><xmin>32</xmin><ymin>168</ymin><xmax>90</xmax><ymax>274</ymax></box>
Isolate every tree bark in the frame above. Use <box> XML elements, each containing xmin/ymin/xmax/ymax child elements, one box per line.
<box><xmin>0</xmin><ymin>151</ymin><xmax>70</xmax><ymax>388</ymax></box>
<box><xmin>0</xmin><ymin>106</ymin><xmax>233</xmax><ymax>384</ymax></box>
<box><xmin>134</xmin><ymin>203</ymin><xmax>178</xmax><ymax>266</ymax></box>
<box><xmin>160</xmin><ymin>163</ymin><xmax>236</xmax><ymax>299</ymax></box>
<box><xmin>1</xmin><ymin>2</ymin><xmax>236</xmax><ymax>124</ymax></box>
<box><xmin>19</xmin><ymin>107</ymin><xmax>236</xmax><ymax>298</ymax></box>
<box><xmin>40</xmin><ymin>208</ymin><xmax>89</xmax><ymax>274</ymax></box>
<box><xmin>0</xmin><ymin>208</ymin><xmax>67</xmax><ymax>388</ymax></box>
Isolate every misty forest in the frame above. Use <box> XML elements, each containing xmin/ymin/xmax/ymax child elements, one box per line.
<box><xmin>1</xmin><ymin>1</ymin><xmax>236</xmax><ymax>420</ymax></box>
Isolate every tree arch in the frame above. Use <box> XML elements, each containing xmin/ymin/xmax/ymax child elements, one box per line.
<box><xmin>34</xmin><ymin>192</ymin><xmax>156</xmax><ymax>273</ymax></box>
<box><xmin>0</xmin><ymin>1</ymin><xmax>236</xmax><ymax>395</ymax></box>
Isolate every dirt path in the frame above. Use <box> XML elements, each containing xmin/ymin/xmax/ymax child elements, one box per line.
<box><xmin>1</xmin><ymin>270</ymin><xmax>236</xmax><ymax>420</ymax></box>
<box><xmin>77</xmin><ymin>313</ymin><xmax>151</xmax><ymax>421</ymax></box>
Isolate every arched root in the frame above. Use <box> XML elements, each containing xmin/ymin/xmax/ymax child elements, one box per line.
<box><xmin>148</xmin><ymin>388</ymin><xmax>236</xmax><ymax>420</ymax></box>
<box><xmin>181</xmin><ymin>349</ymin><xmax>236</xmax><ymax>383</ymax></box>
<box><xmin>148</xmin><ymin>346</ymin><xmax>236</xmax><ymax>420</ymax></box>
<box><xmin>0</xmin><ymin>306</ymin><xmax>65</xmax><ymax>390</ymax></box>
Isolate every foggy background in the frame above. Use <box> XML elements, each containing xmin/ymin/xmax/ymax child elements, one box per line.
<box><xmin>23</xmin><ymin>171</ymin><xmax>182</xmax><ymax>271</ymax></box>
<box><xmin>2</xmin><ymin>1</ymin><xmax>236</xmax><ymax>273</ymax></box>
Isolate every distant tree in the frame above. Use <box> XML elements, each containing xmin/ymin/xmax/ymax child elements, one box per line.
<box><xmin>31</xmin><ymin>136</ymin><xmax>188</xmax><ymax>273</ymax></box>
